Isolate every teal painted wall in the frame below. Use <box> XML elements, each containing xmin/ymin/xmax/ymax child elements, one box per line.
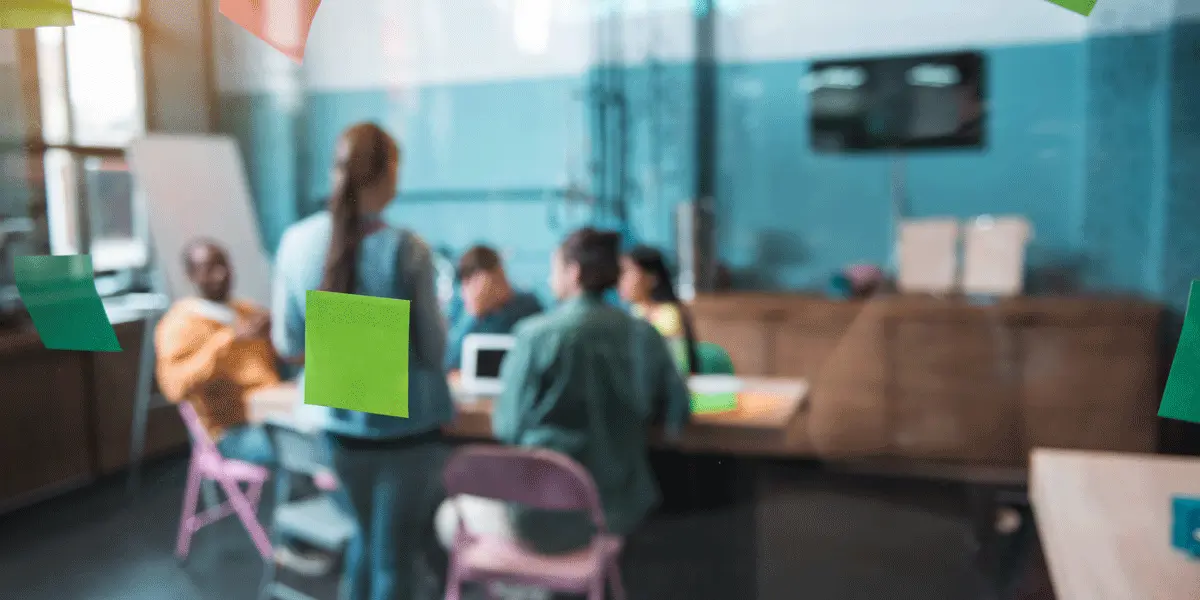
<box><xmin>217</xmin><ymin>33</ymin><xmax>1200</xmax><ymax>304</ymax></box>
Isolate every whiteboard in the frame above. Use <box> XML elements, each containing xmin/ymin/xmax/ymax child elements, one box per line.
<box><xmin>127</xmin><ymin>135</ymin><xmax>272</xmax><ymax>307</ymax></box>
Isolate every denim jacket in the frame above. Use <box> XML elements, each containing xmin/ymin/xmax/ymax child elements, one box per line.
<box><xmin>271</xmin><ymin>211</ymin><xmax>454</xmax><ymax>439</ymax></box>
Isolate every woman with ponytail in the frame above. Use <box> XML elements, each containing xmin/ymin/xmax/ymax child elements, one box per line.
<box><xmin>271</xmin><ymin>122</ymin><xmax>453</xmax><ymax>600</ymax></box>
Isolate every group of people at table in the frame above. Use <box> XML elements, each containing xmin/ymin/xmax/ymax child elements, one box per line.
<box><xmin>154</xmin><ymin>122</ymin><xmax>710</xmax><ymax>600</ymax></box>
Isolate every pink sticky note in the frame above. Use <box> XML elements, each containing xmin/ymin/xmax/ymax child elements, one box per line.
<box><xmin>219</xmin><ymin>0</ymin><xmax>323</xmax><ymax>64</ymax></box>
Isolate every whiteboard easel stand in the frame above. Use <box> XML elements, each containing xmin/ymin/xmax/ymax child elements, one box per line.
<box><xmin>125</xmin><ymin>263</ymin><xmax>167</xmax><ymax>494</ymax></box>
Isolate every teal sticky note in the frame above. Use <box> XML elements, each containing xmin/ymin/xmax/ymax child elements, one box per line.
<box><xmin>1045</xmin><ymin>0</ymin><xmax>1097</xmax><ymax>16</ymax></box>
<box><xmin>0</xmin><ymin>0</ymin><xmax>75</xmax><ymax>30</ymax></box>
<box><xmin>1160</xmin><ymin>280</ymin><xmax>1200</xmax><ymax>423</ymax></box>
<box><xmin>14</xmin><ymin>254</ymin><xmax>120</xmax><ymax>352</ymax></box>
<box><xmin>304</xmin><ymin>290</ymin><xmax>410</xmax><ymax>418</ymax></box>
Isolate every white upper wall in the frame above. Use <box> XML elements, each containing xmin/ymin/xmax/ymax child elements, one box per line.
<box><xmin>216</xmin><ymin>0</ymin><xmax>1183</xmax><ymax>94</ymax></box>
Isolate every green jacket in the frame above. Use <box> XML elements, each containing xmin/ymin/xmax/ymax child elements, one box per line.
<box><xmin>494</xmin><ymin>294</ymin><xmax>691</xmax><ymax>553</ymax></box>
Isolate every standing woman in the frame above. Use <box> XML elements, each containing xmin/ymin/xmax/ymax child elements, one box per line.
<box><xmin>618</xmin><ymin>245</ymin><xmax>699</xmax><ymax>374</ymax></box>
<box><xmin>272</xmin><ymin>122</ymin><xmax>453</xmax><ymax>600</ymax></box>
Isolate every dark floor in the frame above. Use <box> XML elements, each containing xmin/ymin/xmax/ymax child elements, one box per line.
<box><xmin>0</xmin><ymin>456</ymin><xmax>1042</xmax><ymax>600</ymax></box>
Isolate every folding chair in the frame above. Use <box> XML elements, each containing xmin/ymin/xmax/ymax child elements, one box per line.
<box><xmin>442</xmin><ymin>445</ymin><xmax>627</xmax><ymax>600</ymax></box>
<box><xmin>258</xmin><ymin>422</ymin><xmax>355</xmax><ymax>600</ymax></box>
<box><xmin>175</xmin><ymin>402</ymin><xmax>274</xmax><ymax>560</ymax></box>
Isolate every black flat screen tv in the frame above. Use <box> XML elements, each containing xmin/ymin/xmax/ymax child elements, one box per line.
<box><xmin>808</xmin><ymin>51</ymin><xmax>986</xmax><ymax>153</ymax></box>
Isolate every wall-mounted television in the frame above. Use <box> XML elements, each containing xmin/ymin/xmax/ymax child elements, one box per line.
<box><xmin>807</xmin><ymin>51</ymin><xmax>986</xmax><ymax>153</ymax></box>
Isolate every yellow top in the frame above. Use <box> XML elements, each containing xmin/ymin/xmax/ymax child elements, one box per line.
<box><xmin>631</xmin><ymin>303</ymin><xmax>684</xmax><ymax>339</ymax></box>
<box><xmin>155</xmin><ymin>298</ymin><xmax>281</xmax><ymax>440</ymax></box>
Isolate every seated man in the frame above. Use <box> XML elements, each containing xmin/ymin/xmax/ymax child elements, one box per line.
<box><xmin>435</xmin><ymin>228</ymin><xmax>691</xmax><ymax>568</ymax></box>
<box><xmin>155</xmin><ymin>238</ymin><xmax>327</xmax><ymax>574</ymax></box>
<box><xmin>444</xmin><ymin>245</ymin><xmax>543</xmax><ymax>372</ymax></box>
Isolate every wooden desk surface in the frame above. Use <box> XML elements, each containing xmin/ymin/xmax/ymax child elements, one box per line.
<box><xmin>1030</xmin><ymin>449</ymin><xmax>1200</xmax><ymax>600</ymax></box>
<box><xmin>249</xmin><ymin>377</ymin><xmax>809</xmax><ymax>455</ymax></box>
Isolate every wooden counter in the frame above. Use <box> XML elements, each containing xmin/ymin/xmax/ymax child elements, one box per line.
<box><xmin>690</xmin><ymin>293</ymin><xmax>1164</xmax><ymax>467</ymax></box>
<box><xmin>1031</xmin><ymin>449</ymin><xmax>1200</xmax><ymax>600</ymax></box>
<box><xmin>0</xmin><ymin>324</ymin><xmax>93</xmax><ymax>511</ymax></box>
<box><xmin>0</xmin><ymin>317</ymin><xmax>188</xmax><ymax>513</ymax></box>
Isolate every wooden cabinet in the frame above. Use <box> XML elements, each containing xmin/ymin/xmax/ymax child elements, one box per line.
<box><xmin>690</xmin><ymin>293</ymin><xmax>1164</xmax><ymax>466</ymax></box>
<box><xmin>0</xmin><ymin>316</ymin><xmax>188</xmax><ymax>513</ymax></box>
<box><xmin>93</xmin><ymin>320</ymin><xmax>187</xmax><ymax>475</ymax></box>
<box><xmin>0</xmin><ymin>327</ymin><xmax>94</xmax><ymax>510</ymax></box>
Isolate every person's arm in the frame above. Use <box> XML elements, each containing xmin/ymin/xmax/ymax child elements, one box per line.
<box><xmin>271</xmin><ymin>232</ymin><xmax>305</xmax><ymax>365</ymax></box>
<box><xmin>405</xmin><ymin>234</ymin><xmax>447</xmax><ymax>369</ymax></box>
<box><xmin>443</xmin><ymin>315</ymin><xmax>469</xmax><ymax>372</ymax></box>
<box><xmin>155</xmin><ymin>312</ymin><xmax>235</xmax><ymax>403</ymax></box>
<box><xmin>493</xmin><ymin>326</ymin><xmax>537</xmax><ymax>444</ymax></box>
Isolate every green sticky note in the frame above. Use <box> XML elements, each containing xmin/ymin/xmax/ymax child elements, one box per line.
<box><xmin>1045</xmin><ymin>0</ymin><xmax>1097</xmax><ymax>16</ymax></box>
<box><xmin>691</xmin><ymin>392</ymin><xmax>737</xmax><ymax>414</ymax></box>
<box><xmin>304</xmin><ymin>290</ymin><xmax>410</xmax><ymax>418</ymax></box>
<box><xmin>1160</xmin><ymin>280</ymin><xmax>1200</xmax><ymax>423</ymax></box>
<box><xmin>0</xmin><ymin>0</ymin><xmax>74</xmax><ymax>29</ymax></box>
<box><xmin>14</xmin><ymin>254</ymin><xmax>120</xmax><ymax>352</ymax></box>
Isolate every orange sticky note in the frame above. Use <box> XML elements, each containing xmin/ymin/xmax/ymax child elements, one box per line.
<box><xmin>219</xmin><ymin>0</ymin><xmax>322</xmax><ymax>64</ymax></box>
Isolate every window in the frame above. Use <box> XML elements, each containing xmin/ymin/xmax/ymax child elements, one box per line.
<box><xmin>33</xmin><ymin>3</ymin><xmax>148</xmax><ymax>274</ymax></box>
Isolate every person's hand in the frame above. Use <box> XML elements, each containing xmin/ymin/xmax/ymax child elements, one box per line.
<box><xmin>234</xmin><ymin>312</ymin><xmax>270</xmax><ymax>341</ymax></box>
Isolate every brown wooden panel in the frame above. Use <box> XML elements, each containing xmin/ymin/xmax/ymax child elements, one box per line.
<box><xmin>887</xmin><ymin>319</ymin><xmax>1023</xmax><ymax>464</ymax></box>
<box><xmin>771</xmin><ymin>322</ymin><xmax>848</xmax><ymax>379</ymax></box>
<box><xmin>93</xmin><ymin>320</ymin><xmax>186</xmax><ymax>474</ymax></box>
<box><xmin>0</xmin><ymin>333</ymin><xmax>93</xmax><ymax>503</ymax></box>
<box><xmin>693</xmin><ymin>318</ymin><xmax>774</xmax><ymax>376</ymax></box>
<box><xmin>1021</xmin><ymin>326</ymin><xmax>1159</xmax><ymax>454</ymax></box>
<box><xmin>770</xmin><ymin>303</ymin><xmax>860</xmax><ymax>379</ymax></box>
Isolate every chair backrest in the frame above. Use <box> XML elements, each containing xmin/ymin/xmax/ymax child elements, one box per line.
<box><xmin>176</xmin><ymin>402</ymin><xmax>219</xmax><ymax>454</ymax></box>
<box><xmin>264</xmin><ymin>423</ymin><xmax>330</xmax><ymax>476</ymax></box>
<box><xmin>443</xmin><ymin>445</ymin><xmax>607</xmax><ymax>529</ymax></box>
<box><xmin>697</xmin><ymin>341</ymin><xmax>735</xmax><ymax>375</ymax></box>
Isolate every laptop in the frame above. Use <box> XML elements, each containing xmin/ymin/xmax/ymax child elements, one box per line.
<box><xmin>460</xmin><ymin>333</ymin><xmax>516</xmax><ymax>395</ymax></box>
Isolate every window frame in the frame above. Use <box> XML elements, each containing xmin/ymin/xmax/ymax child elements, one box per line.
<box><xmin>21</xmin><ymin>2</ymin><xmax>153</xmax><ymax>278</ymax></box>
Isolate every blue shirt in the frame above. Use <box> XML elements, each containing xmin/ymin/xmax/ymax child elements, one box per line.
<box><xmin>271</xmin><ymin>211</ymin><xmax>454</xmax><ymax>440</ymax></box>
<box><xmin>444</xmin><ymin>290</ymin><xmax>543</xmax><ymax>371</ymax></box>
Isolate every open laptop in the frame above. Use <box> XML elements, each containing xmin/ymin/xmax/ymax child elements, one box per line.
<box><xmin>460</xmin><ymin>333</ymin><xmax>516</xmax><ymax>395</ymax></box>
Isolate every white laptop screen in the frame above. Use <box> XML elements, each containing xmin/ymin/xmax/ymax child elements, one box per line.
<box><xmin>461</xmin><ymin>333</ymin><xmax>517</xmax><ymax>394</ymax></box>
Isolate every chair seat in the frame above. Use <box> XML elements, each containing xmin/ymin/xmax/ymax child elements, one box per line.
<box><xmin>196</xmin><ymin>452</ymin><xmax>271</xmax><ymax>482</ymax></box>
<box><xmin>274</xmin><ymin>496</ymin><xmax>357</xmax><ymax>550</ymax></box>
<box><xmin>458</xmin><ymin>535</ymin><xmax>623</xmax><ymax>585</ymax></box>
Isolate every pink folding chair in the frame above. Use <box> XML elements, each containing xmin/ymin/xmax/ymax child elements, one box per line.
<box><xmin>442</xmin><ymin>445</ymin><xmax>627</xmax><ymax>600</ymax></box>
<box><xmin>175</xmin><ymin>402</ymin><xmax>274</xmax><ymax>561</ymax></box>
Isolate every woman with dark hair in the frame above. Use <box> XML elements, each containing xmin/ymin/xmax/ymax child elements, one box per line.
<box><xmin>433</xmin><ymin>228</ymin><xmax>691</xmax><ymax>578</ymax></box>
<box><xmin>618</xmin><ymin>245</ymin><xmax>699</xmax><ymax>374</ymax></box>
<box><xmin>271</xmin><ymin>122</ymin><xmax>453</xmax><ymax>600</ymax></box>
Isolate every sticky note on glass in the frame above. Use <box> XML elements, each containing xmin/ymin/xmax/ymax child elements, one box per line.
<box><xmin>14</xmin><ymin>254</ymin><xmax>120</xmax><ymax>351</ymax></box>
<box><xmin>219</xmin><ymin>0</ymin><xmax>322</xmax><ymax>64</ymax></box>
<box><xmin>305</xmin><ymin>290</ymin><xmax>410</xmax><ymax>418</ymax></box>
<box><xmin>1046</xmin><ymin>0</ymin><xmax>1097</xmax><ymax>16</ymax></box>
<box><xmin>1160</xmin><ymin>280</ymin><xmax>1200</xmax><ymax>423</ymax></box>
<box><xmin>691</xmin><ymin>392</ymin><xmax>737</xmax><ymax>414</ymax></box>
<box><xmin>0</xmin><ymin>0</ymin><xmax>74</xmax><ymax>29</ymax></box>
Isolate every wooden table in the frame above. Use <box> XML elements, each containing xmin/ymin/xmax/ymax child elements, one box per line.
<box><xmin>250</xmin><ymin>377</ymin><xmax>809</xmax><ymax>455</ymax></box>
<box><xmin>1030</xmin><ymin>449</ymin><xmax>1200</xmax><ymax>600</ymax></box>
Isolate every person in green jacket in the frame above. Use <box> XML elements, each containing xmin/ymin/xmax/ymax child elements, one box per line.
<box><xmin>435</xmin><ymin>227</ymin><xmax>692</xmax><ymax>564</ymax></box>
